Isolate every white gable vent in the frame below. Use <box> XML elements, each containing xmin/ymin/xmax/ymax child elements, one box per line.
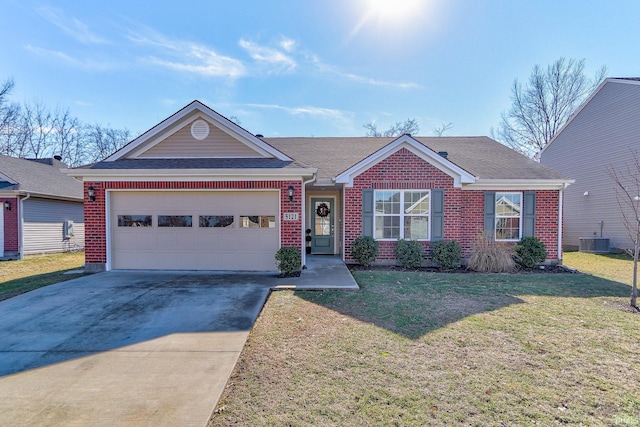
<box><xmin>190</xmin><ymin>119</ymin><xmax>210</xmax><ymax>140</ymax></box>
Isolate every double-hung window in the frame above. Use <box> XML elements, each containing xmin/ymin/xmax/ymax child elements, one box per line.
<box><xmin>495</xmin><ymin>192</ymin><xmax>521</xmax><ymax>241</ymax></box>
<box><xmin>374</xmin><ymin>190</ymin><xmax>430</xmax><ymax>240</ymax></box>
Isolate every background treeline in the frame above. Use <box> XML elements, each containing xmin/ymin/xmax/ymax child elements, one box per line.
<box><xmin>0</xmin><ymin>78</ymin><xmax>133</xmax><ymax>167</ymax></box>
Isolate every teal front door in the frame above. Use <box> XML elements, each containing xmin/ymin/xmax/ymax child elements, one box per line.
<box><xmin>311</xmin><ymin>198</ymin><xmax>334</xmax><ymax>254</ymax></box>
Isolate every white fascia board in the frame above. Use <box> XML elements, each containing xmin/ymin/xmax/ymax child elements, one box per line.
<box><xmin>0</xmin><ymin>172</ymin><xmax>17</xmax><ymax>184</ymax></box>
<box><xmin>463</xmin><ymin>178</ymin><xmax>574</xmax><ymax>191</ymax></box>
<box><xmin>63</xmin><ymin>167</ymin><xmax>317</xmax><ymax>182</ymax></box>
<box><xmin>0</xmin><ymin>190</ymin><xmax>81</xmax><ymax>202</ymax></box>
<box><xmin>334</xmin><ymin>135</ymin><xmax>476</xmax><ymax>187</ymax></box>
<box><xmin>107</xmin><ymin>101</ymin><xmax>292</xmax><ymax>162</ymax></box>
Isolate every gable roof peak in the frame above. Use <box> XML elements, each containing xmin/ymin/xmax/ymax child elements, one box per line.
<box><xmin>105</xmin><ymin>100</ymin><xmax>292</xmax><ymax>162</ymax></box>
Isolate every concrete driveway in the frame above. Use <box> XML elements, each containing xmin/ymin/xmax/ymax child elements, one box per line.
<box><xmin>0</xmin><ymin>271</ymin><xmax>274</xmax><ymax>426</ymax></box>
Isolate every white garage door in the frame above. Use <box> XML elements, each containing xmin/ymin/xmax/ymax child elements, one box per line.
<box><xmin>110</xmin><ymin>191</ymin><xmax>279</xmax><ymax>271</ymax></box>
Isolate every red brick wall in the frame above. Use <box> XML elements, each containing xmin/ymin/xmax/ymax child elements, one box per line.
<box><xmin>1</xmin><ymin>197</ymin><xmax>19</xmax><ymax>253</ymax></box>
<box><xmin>84</xmin><ymin>180</ymin><xmax>303</xmax><ymax>267</ymax></box>
<box><xmin>534</xmin><ymin>190</ymin><xmax>560</xmax><ymax>259</ymax></box>
<box><xmin>343</xmin><ymin>148</ymin><xmax>561</xmax><ymax>263</ymax></box>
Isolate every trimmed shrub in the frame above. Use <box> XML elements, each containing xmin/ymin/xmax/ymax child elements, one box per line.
<box><xmin>351</xmin><ymin>236</ymin><xmax>379</xmax><ymax>266</ymax></box>
<box><xmin>431</xmin><ymin>240</ymin><xmax>462</xmax><ymax>270</ymax></box>
<box><xmin>275</xmin><ymin>247</ymin><xmax>301</xmax><ymax>276</ymax></box>
<box><xmin>394</xmin><ymin>239</ymin><xmax>425</xmax><ymax>268</ymax></box>
<box><xmin>467</xmin><ymin>235</ymin><xmax>516</xmax><ymax>273</ymax></box>
<box><xmin>514</xmin><ymin>237</ymin><xmax>548</xmax><ymax>269</ymax></box>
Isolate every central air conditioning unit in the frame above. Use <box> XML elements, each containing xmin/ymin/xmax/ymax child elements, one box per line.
<box><xmin>579</xmin><ymin>237</ymin><xmax>610</xmax><ymax>253</ymax></box>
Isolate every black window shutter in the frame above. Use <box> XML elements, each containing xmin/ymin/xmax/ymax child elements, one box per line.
<box><xmin>523</xmin><ymin>191</ymin><xmax>536</xmax><ymax>238</ymax></box>
<box><xmin>431</xmin><ymin>189</ymin><xmax>444</xmax><ymax>241</ymax></box>
<box><xmin>484</xmin><ymin>192</ymin><xmax>496</xmax><ymax>235</ymax></box>
<box><xmin>362</xmin><ymin>189</ymin><xmax>374</xmax><ymax>237</ymax></box>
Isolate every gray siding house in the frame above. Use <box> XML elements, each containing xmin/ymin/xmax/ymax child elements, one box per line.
<box><xmin>540</xmin><ymin>78</ymin><xmax>640</xmax><ymax>251</ymax></box>
<box><xmin>0</xmin><ymin>155</ymin><xmax>84</xmax><ymax>259</ymax></box>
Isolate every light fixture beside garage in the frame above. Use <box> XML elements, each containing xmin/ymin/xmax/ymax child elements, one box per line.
<box><xmin>87</xmin><ymin>186</ymin><xmax>96</xmax><ymax>202</ymax></box>
<box><xmin>4</xmin><ymin>200</ymin><xmax>10</xmax><ymax>210</ymax></box>
<box><xmin>191</xmin><ymin>119</ymin><xmax>210</xmax><ymax>140</ymax></box>
<box><xmin>288</xmin><ymin>185</ymin><xmax>294</xmax><ymax>202</ymax></box>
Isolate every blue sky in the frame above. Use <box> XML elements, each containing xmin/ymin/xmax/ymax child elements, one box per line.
<box><xmin>2</xmin><ymin>0</ymin><xmax>639</xmax><ymax>139</ymax></box>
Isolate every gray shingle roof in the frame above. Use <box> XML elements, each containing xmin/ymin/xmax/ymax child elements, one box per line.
<box><xmin>0</xmin><ymin>154</ymin><xmax>83</xmax><ymax>200</ymax></box>
<box><xmin>264</xmin><ymin>136</ymin><xmax>569</xmax><ymax>181</ymax></box>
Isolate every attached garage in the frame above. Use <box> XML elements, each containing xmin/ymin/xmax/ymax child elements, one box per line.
<box><xmin>110</xmin><ymin>191</ymin><xmax>279</xmax><ymax>271</ymax></box>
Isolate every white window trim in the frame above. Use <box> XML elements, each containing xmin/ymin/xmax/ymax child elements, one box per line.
<box><xmin>374</xmin><ymin>189</ymin><xmax>431</xmax><ymax>241</ymax></box>
<box><xmin>495</xmin><ymin>192</ymin><xmax>522</xmax><ymax>242</ymax></box>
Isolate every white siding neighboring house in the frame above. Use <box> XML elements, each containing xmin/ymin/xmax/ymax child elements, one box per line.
<box><xmin>540</xmin><ymin>78</ymin><xmax>640</xmax><ymax>251</ymax></box>
<box><xmin>0</xmin><ymin>155</ymin><xmax>84</xmax><ymax>259</ymax></box>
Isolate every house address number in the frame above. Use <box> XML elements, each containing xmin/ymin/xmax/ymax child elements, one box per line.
<box><xmin>283</xmin><ymin>212</ymin><xmax>299</xmax><ymax>221</ymax></box>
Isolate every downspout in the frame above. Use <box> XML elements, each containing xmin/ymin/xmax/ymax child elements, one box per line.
<box><xmin>557</xmin><ymin>186</ymin><xmax>564</xmax><ymax>263</ymax></box>
<box><xmin>301</xmin><ymin>175</ymin><xmax>317</xmax><ymax>269</ymax></box>
<box><xmin>18</xmin><ymin>193</ymin><xmax>31</xmax><ymax>260</ymax></box>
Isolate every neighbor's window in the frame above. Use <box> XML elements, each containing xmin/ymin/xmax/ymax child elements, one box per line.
<box><xmin>495</xmin><ymin>193</ymin><xmax>521</xmax><ymax>241</ymax></box>
<box><xmin>118</xmin><ymin>215</ymin><xmax>152</xmax><ymax>227</ymax></box>
<box><xmin>199</xmin><ymin>215</ymin><xmax>234</xmax><ymax>228</ymax></box>
<box><xmin>157</xmin><ymin>215</ymin><xmax>192</xmax><ymax>227</ymax></box>
<box><xmin>374</xmin><ymin>190</ymin><xmax>430</xmax><ymax>240</ymax></box>
<box><xmin>239</xmin><ymin>215</ymin><xmax>276</xmax><ymax>228</ymax></box>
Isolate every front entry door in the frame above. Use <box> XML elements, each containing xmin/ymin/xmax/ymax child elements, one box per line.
<box><xmin>311</xmin><ymin>198</ymin><xmax>334</xmax><ymax>254</ymax></box>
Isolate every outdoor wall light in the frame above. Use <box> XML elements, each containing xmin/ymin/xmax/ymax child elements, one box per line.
<box><xmin>87</xmin><ymin>186</ymin><xmax>96</xmax><ymax>202</ymax></box>
<box><xmin>4</xmin><ymin>200</ymin><xmax>10</xmax><ymax>210</ymax></box>
<box><xmin>287</xmin><ymin>185</ymin><xmax>294</xmax><ymax>202</ymax></box>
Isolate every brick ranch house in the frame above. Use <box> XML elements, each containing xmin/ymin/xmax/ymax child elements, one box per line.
<box><xmin>66</xmin><ymin>101</ymin><xmax>573</xmax><ymax>272</ymax></box>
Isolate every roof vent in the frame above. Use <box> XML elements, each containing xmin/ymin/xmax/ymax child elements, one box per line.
<box><xmin>403</xmin><ymin>133</ymin><xmax>411</xmax><ymax>137</ymax></box>
<box><xmin>191</xmin><ymin>119</ymin><xmax>210</xmax><ymax>140</ymax></box>
<box><xmin>54</xmin><ymin>155</ymin><xmax>62</xmax><ymax>161</ymax></box>
<box><xmin>256</xmin><ymin>134</ymin><xmax>264</xmax><ymax>138</ymax></box>
<box><xmin>438</xmin><ymin>151</ymin><xmax>448</xmax><ymax>159</ymax></box>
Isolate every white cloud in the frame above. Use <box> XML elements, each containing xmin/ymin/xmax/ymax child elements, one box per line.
<box><xmin>279</xmin><ymin>37</ymin><xmax>297</xmax><ymax>53</ymax></box>
<box><xmin>245</xmin><ymin>103</ymin><xmax>354</xmax><ymax>128</ymax></box>
<box><xmin>310</xmin><ymin>55</ymin><xmax>422</xmax><ymax>89</ymax></box>
<box><xmin>36</xmin><ymin>6</ymin><xmax>109</xmax><ymax>44</ymax></box>
<box><xmin>126</xmin><ymin>27</ymin><xmax>245</xmax><ymax>78</ymax></box>
<box><xmin>25</xmin><ymin>45</ymin><xmax>115</xmax><ymax>70</ymax></box>
<box><xmin>238</xmin><ymin>39</ymin><xmax>297</xmax><ymax>73</ymax></box>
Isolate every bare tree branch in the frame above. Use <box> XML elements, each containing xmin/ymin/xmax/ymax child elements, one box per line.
<box><xmin>363</xmin><ymin>118</ymin><xmax>420</xmax><ymax>137</ymax></box>
<box><xmin>433</xmin><ymin>122</ymin><xmax>454</xmax><ymax>137</ymax></box>
<box><xmin>608</xmin><ymin>151</ymin><xmax>640</xmax><ymax>309</ymax></box>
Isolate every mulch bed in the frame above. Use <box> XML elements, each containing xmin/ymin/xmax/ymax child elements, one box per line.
<box><xmin>348</xmin><ymin>264</ymin><xmax>578</xmax><ymax>274</ymax></box>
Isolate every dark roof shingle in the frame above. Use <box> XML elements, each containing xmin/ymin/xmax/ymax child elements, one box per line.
<box><xmin>0</xmin><ymin>155</ymin><xmax>83</xmax><ymax>199</ymax></box>
<box><xmin>264</xmin><ymin>136</ymin><xmax>568</xmax><ymax>181</ymax></box>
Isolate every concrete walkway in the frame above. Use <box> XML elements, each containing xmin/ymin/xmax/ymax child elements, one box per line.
<box><xmin>275</xmin><ymin>255</ymin><xmax>359</xmax><ymax>290</ymax></box>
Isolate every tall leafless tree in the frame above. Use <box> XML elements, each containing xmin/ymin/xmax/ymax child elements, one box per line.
<box><xmin>85</xmin><ymin>123</ymin><xmax>131</xmax><ymax>163</ymax></box>
<box><xmin>51</xmin><ymin>107</ymin><xmax>84</xmax><ymax>166</ymax></box>
<box><xmin>495</xmin><ymin>58</ymin><xmax>606</xmax><ymax>159</ymax></box>
<box><xmin>0</xmin><ymin>78</ymin><xmax>23</xmax><ymax>156</ymax></box>
<box><xmin>608</xmin><ymin>151</ymin><xmax>640</xmax><ymax>310</ymax></box>
<box><xmin>364</xmin><ymin>118</ymin><xmax>420</xmax><ymax>137</ymax></box>
<box><xmin>0</xmin><ymin>76</ymin><xmax>134</xmax><ymax>166</ymax></box>
<box><xmin>22</xmin><ymin>100</ymin><xmax>55</xmax><ymax>159</ymax></box>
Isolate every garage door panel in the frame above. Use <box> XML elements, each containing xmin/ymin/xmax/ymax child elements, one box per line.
<box><xmin>111</xmin><ymin>191</ymin><xmax>279</xmax><ymax>271</ymax></box>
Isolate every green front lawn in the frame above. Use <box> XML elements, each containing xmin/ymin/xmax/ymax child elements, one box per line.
<box><xmin>0</xmin><ymin>252</ymin><xmax>87</xmax><ymax>301</ymax></box>
<box><xmin>211</xmin><ymin>254</ymin><xmax>639</xmax><ymax>426</ymax></box>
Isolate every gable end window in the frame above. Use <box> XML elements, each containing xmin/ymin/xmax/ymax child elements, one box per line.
<box><xmin>374</xmin><ymin>190</ymin><xmax>430</xmax><ymax>240</ymax></box>
<box><xmin>495</xmin><ymin>192</ymin><xmax>522</xmax><ymax>241</ymax></box>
